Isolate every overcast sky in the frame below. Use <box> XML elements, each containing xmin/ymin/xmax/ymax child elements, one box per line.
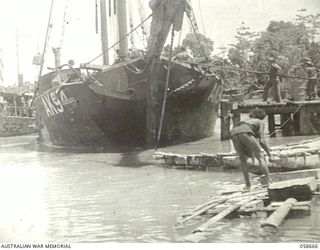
<box><xmin>0</xmin><ymin>0</ymin><xmax>320</xmax><ymax>85</ymax></box>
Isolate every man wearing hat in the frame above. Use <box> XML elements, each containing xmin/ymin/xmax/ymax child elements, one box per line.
<box><xmin>262</xmin><ymin>57</ymin><xmax>282</xmax><ymax>102</ymax></box>
<box><xmin>304</xmin><ymin>61</ymin><xmax>318</xmax><ymax>100</ymax></box>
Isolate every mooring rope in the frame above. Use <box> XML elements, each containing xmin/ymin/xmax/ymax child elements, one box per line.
<box><xmin>156</xmin><ymin>28</ymin><xmax>176</xmax><ymax>148</ymax></box>
<box><xmin>268</xmin><ymin>104</ymin><xmax>303</xmax><ymax>137</ymax></box>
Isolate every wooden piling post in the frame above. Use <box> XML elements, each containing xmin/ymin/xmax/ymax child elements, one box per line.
<box><xmin>268</xmin><ymin>114</ymin><xmax>276</xmax><ymax>137</ymax></box>
<box><xmin>280</xmin><ymin>113</ymin><xmax>294</xmax><ymax>136</ymax></box>
<box><xmin>293</xmin><ymin>112</ymin><xmax>300</xmax><ymax>136</ymax></box>
<box><xmin>232</xmin><ymin>109</ymin><xmax>241</xmax><ymax>128</ymax></box>
<box><xmin>220</xmin><ymin>100</ymin><xmax>232</xmax><ymax>140</ymax></box>
<box><xmin>260</xmin><ymin>198</ymin><xmax>297</xmax><ymax>228</ymax></box>
<box><xmin>299</xmin><ymin>106</ymin><xmax>318</xmax><ymax>135</ymax></box>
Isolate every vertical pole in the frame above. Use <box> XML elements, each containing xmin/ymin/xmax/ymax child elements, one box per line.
<box><xmin>293</xmin><ymin>112</ymin><xmax>300</xmax><ymax>135</ymax></box>
<box><xmin>100</xmin><ymin>0</ymin><xmax>110</xmax><ymax>65</ymax></box>
<box><xmin>14</xmin><ymin>97</ymin><xmax>18</xmax><ymax>117</ymax></box>
<box><xmin>38</xmin><ymin>0</ymin><xmax>54</xmax><ymax>80</ymax></box>
<box><xmin>15</xmin><ymin>24</ymin><xmax>20</xmax><ymax>86</ymax></box>
<box><xmin>220</xmin><ymin>100</ymin><xmax>232</xmax><ymax>140</ymax></box>
<box><xmin>299</xmin><ymin>106</ymin><xmax>315</xmax><ymax>135</ymax></box>
<box><xmin>232</xmin><ymin>109</ymin><xmax>241</xmax><ymax>128</ymax></box>
<box><xmin>268</xmin><ymin>114</ymin><xmax>276</xmax><ymax>137</ymax></box>
<box><xmin>281</xmin><ymin>113</ymin><xmax>296</xmax><ymax>136</ymax></box>
<box><xmin>95</xmin><ymin>0</ymin><xmax>99</xmax><ymax>34</ymax></box>
<box><xmin>117</xmin><ymin>0</ymin><xmax>129</xmax><ymax>59</ymax></box>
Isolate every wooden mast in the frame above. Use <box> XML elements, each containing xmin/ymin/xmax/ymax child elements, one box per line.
<box><xmin>116</xmin><ymin>0</ymin><xmax>129</xmax><ymax>59</ymax></box>
<box><xmin>100</xmin><ymin>0</ymin><xmax>110</xmax><ymax>65</ymax></box>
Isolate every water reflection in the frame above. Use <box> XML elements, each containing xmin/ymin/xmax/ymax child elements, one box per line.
<box><xmin>116</xmin><ymin>152</ymin><xmax>150</xmax><ymax>167</ymax></box>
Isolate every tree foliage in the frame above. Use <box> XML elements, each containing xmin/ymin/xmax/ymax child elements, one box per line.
<box><xmin>162</xmin><ymin>32</ymin><xmax>214</xmax><ymax>59</ymax></box>
<box><xmin>181</xmin><ymin>33</ymin><xmax>214</xmax><ymax>58</ymax></box>
<box><xmin>224</xmin><ymin>9</ymin><xmax>320</xmax><ymax>90</ymax></box>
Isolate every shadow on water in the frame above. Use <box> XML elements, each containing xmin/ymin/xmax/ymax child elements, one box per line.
<box><xmin>21</xmin><ymin>135</ymin><xmax>157</xmax><ymax>168</ymax></box>
<box><xmin>114</xmin><ymin>152</ymin><xmax>153</xmax><ymax>167</ymax></box>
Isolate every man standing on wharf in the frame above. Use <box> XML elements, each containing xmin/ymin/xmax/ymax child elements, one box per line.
<box><xmin>262</xmin><ymin>57</ymin><xmax>283</xmax><ymax>103</ymax></box>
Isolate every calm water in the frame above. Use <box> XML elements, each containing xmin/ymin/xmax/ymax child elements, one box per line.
<box><xmin>0</xmin><ymin>134</ymin><xmax>319</xmax><ymax>243</ymax></box>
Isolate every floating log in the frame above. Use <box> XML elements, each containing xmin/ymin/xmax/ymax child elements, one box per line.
<box><xmin>193</xmin><ymin>196</ymin><xmax>257</xmax><ymax>233</ymax></box>
<box><xmin>268</xmin><ymin>177</ymin><xmax>317</xmax><ymax>201</ymax></box>
<box><xmin>180</xmin><ymin>189</ymin><xmax>266</xmax><ymax>224</ymax></box>
<box><xmin>260</xmin><ymin>198</ymin><xmax>297</xmax><ymax>228</ymax></box>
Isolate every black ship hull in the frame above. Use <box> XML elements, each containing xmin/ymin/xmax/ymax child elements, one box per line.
<box><xmin>34</xmin><ymin>58</ymin><xmax>222</xmax><ymax>151</ymax></box>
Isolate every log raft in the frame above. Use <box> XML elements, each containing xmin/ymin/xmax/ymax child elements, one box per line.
<box><xmin>154</xmin><ymin>137</ymin><xmax>320</xmax><ymax>171</ymax></box>
<box><xmin>179</xmin><ymin>175</ymin><xmax>319</xmax><ymax>235</ymax></box>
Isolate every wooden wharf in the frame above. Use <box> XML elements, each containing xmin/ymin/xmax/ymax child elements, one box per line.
<box><xmin>220</xmin><ymin>99</ymin><xmax>320</xmax><ymax>140</ymax></box>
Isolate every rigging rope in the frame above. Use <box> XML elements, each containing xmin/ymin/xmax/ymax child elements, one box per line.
<box><xmin>59</xmin><ymin>0</ymin><xmax>70</xmax><ymax>51</ymax></box>
<box><xmin>128</xmin><ymin>0</ymin><xmax>136</xmax><ymax>48</ymax></box>
<box><xmin>32</xmin><ymin>0</ymin><xmax>55</xmax><ymax>104</ymax></box>
<box><xmin>197</xmin><ymin>0</ymin><xmax>206</xmax><ymax>36</ymax></box>
<box><xmin>87</xmin><ymin>13</ymin><xmax>153</xmax><ymax>64</ymax></box>
<box><xmin>137</xmin><ymin>0</ymin><xmax>148</xmax><ymax>49</ymax></box>
<box><xmin>156</xmin><ymin>28</ymin><xmax>176</xmax><ymax>148</ymax></box>
<box><xmin>185</xmin><ymin>4</ymin><xmax>206</xmax><ymax>58</ymax></box>
<box><xmin>176</xmin><ymin>60</ymin><xmax>320</xmax><ymax>81</ymax></box>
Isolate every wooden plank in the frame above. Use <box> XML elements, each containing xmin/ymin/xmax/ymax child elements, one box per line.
<box><xmin>232</xmin><ymin>109</ymin><xmax>241</xmax><ymax>127</ymax></box>
<box><xmin>239</xmin><ymin>199</ymin><xmax>265</xmax><ymax>211</ymax></box>
<box><xmin>268</xmin><ymin>114</ymin><xmax>276</xmax><ymax>137</ymax></box>
<box><xmin>191</xmin><ymin>189</ymin><xmax>266</xmax><ymax>213</ymax></box>
<box><xmin>193</xmin><ymin>196</ymin><xmax>257</xmax><ymax>233</ymax></box>
<box><xmin>235</xmin><ymin>105</ymin><xmax>297</xmax><ymax>114</ymax></box>
<box><xmin>260</xmin><ymin>198</ymin><xmax>297</xmax><ymax>228</ymax></box>
<box><xmin>269</xmin><ymin>200</ymin><xmax>312</xmax><ymax>207</ymax></box>
<box><xmin>237</xmin><ymin>205</ymin><xmax>311</xmax><ymax>217</ymax></box>
<box><xmin>180</xmin><ymin>189</ymin><xmax>266</xmax><ymax>224</ymax></box>
<box><xmin>268</xmin><ymin>177</ymin><xmax>317</xmax><ymax>201</ymax></box>
<box><xmin>260</xmin><ymin>169</ymin><xmax>320</xmax><ymax>186</ymax></box>
<box><xmin>240</xmin><ymin>205</ymin><xmax>310</xmax><ymax>213</ymax></box>
<box><xmin>220</xmin><ymin>100</ymin><xmax>232</xmax><ymax>140</ymax></box>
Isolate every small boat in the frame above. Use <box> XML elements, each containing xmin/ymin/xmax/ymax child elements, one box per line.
<box><xmin>0</xmin><ymin>92</ymin><xmax>37</xmax><ymax>137</ymax></box>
